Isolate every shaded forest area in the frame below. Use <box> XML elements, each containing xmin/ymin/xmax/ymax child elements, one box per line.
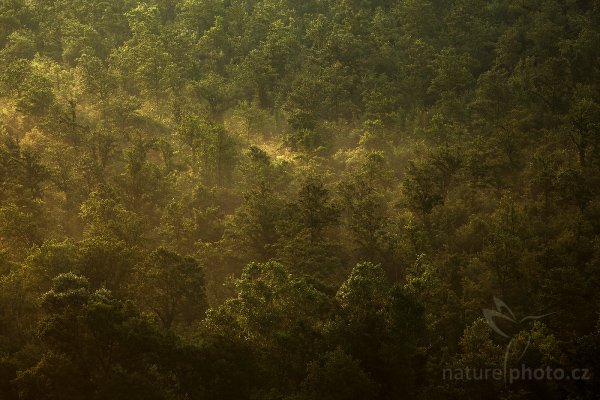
<box><xmin>1</xmin><ymin>0</ymin><xmax>600</xmax><ymax>399</ymax></box>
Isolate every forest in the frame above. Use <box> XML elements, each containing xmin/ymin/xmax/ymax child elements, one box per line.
<box><xmin>0</xmin><ymin>0</ymin><xmax>599</xmax><ymax>399</ymax></box>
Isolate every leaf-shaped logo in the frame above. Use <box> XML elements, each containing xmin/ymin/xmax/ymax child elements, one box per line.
<box><xmin>482</xmin><ymin>297</ymin><xmax>555</xmax><ymax>384</ymax></box>
<box><xmin>482</xmin><ymin>297</ymin><xmax>516</xmax><ymax>338</ymax></box>
<box><xmin>482</xmin><ymin>297</ymin><xmax>554</xmax><ymax>339</ymax></box>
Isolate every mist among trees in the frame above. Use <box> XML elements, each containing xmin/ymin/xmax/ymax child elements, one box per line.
<box><xmin>1</xmin><ymin>0</ymin><xmax>599</xmax><ymax>399</ymax></box>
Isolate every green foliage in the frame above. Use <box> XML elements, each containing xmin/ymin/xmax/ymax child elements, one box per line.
<box><xmin>15</xmin><ymin>273</ymin><xmax>178</xmax><ymax>400</ymax></box>
<box><xmin>299</xmin><ymin>348</ymin><xmax>379</xmax><ymax>400</ymax></box>
<box><xmin>0</xmin><ymin>0</ymin><xmax>599</xmax><ymax>398</ymax></box>
<box><xmin>204</xmin><ymin>261</ymin><xmax>330</xmax><ymax>394</ymax></box>
<box><xmin>133</xmin><ymin>247</ymin><xmax>206</xmax><ymax>330</ymax></box>
<box><xmin>16</xmin><ymin>73</ymin><xmax>54</xmax><ymax>116</ymax></box>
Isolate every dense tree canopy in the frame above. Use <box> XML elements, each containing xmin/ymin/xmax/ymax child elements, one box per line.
<box><xmin>1</xmin><ymin>0</ymin><xmax>599</xmax><ymax>399</ymax></box>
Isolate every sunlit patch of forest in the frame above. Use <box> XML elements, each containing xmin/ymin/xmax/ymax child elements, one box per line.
<box><xmin>0</xmin><ymin>0</ymin><xmax>599</xmax><ymax>399</ymax></box>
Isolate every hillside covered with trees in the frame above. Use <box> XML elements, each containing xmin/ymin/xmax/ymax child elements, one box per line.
<box><xmin>1</xmin><ymin>0</ymin><xmax>600</xmax><ymax>399</ymax></box>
